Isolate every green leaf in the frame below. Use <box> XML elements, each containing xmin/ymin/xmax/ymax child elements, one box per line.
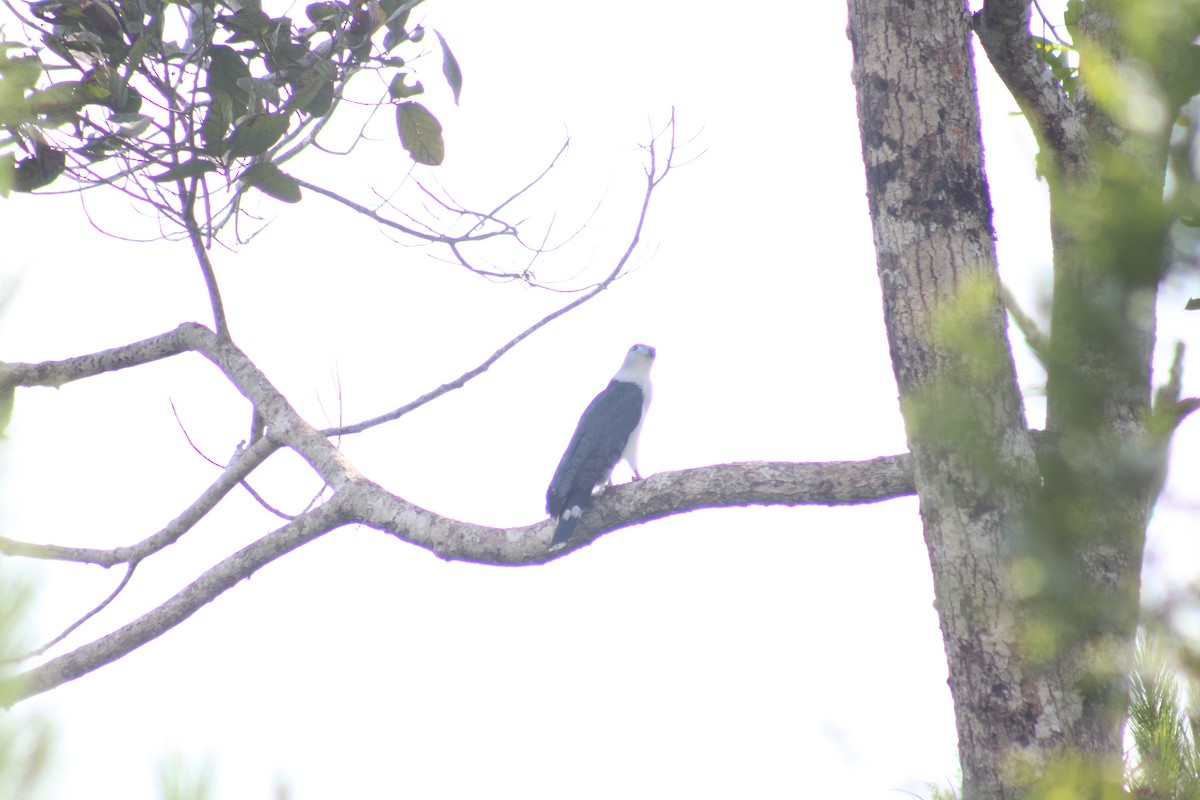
<box><xmin>1064</xmin><ymin>0</ymin><xmax>1082</xmax><ymax>43</ymax></box>
<box><xmin>29</xmin><ymin>0</ymin><xmax>85</xmax><ymax>25</ymax></box>
<box><xmin>380</xmin><ymin>0</ymin><xmax>411</xmax><ymax>52</ymax></box>
<box><xmin>219</xmin><ymin>7</ymin><xmax>271</xmax><ymax>43</ymax></box>
<box><xmin>226</xmin><ymin>113</ymin><xmax>288</xmax><ymax>158</ymax></box>
<box><xmin>382</xmin><ymin>26</ymin><xmax>407</xmax><ymax>53</ymax></box>
<box><xmin>109</xmin><ymin>111</ymin><xmax>152</xmax><ymax>137</ymax></box>
<box><xmin>207</xmin><ymin>45</ymin><xmax>251</xmax><ymax>117</ymax></box>
<box><xmin>305</xmin><ymin>1</ymin><xmax>344</xmax><ymax>25</ymax></box>
<box><xmin>108</xmin><ymin>84</ymin><xmax>142</xmax><ymax>113</ymax></box>
<box><xmin>395</xmin><ymin>101</ymin><xmax>443</xmax><ymax>166</ymax></box>
<box><xmin>116</xmin><ymin>30</ymin><xmax>154</xmax><ymax>100</ymax></box>
<box><xmin>12</xmin><ymin>146</ymin><xmax>66</xmax><ymax>192</ymax></box>
<box><xmin>26</xmin><ymin>81</ymin><xmax>89</xmax><ymax>114</ymax></box>
<box><xmin>77</xmin><ymin>132</ymin><xmax>126</xmax><ymax>160</ymax></box>
<box><xmin>304</xmin><ymin>80</ymin><xmax>335</xmax><ymax>116</ymax></box>
<box><xmin>151</xmin><ymin>159</ymin><xmax>219</xmax><ymax>183</ymax></box>
<box><xmin>1032</xmin><ymin>36</ymin><xmax>1078</xmax><ymax>100</ymax></box>
<box><xmin>240</xmin><ymin>161</ymin><xmax>301</xmax><ymax>203</ymax></box>
<box><xmin>201</xmin><ymin>91</ymin><xmax>233</xmax><ymax>153</ymax></box>
<box><xmin>435</xmin><ymin>30</ymin><xmax>462</xmax><ymax>105</ymax></box>
<box><xmin>0</xmin><ymin>55</ymin><xmax>43</xmax><ymax>94</ymax></box>
<box><xmin>388</xmin><ymin>73</ymin><xmax>423</xmax><ymax>99</ymax></box>
<box><xmin>79</xmin><ymin>0</ymin><xmax>123</xmax><ymax>39</ymax></box>
<box><xmin>0</xmin><ymin>56</ymin><xmax>42</xmax><ymax>127</ymax></box>
<box><xmin>1186</xmin><ymin>298</ymin><xmax>1200</xmax><ymax>311</ymax></box>
<box><xmin>286</xmin><ymin>57</ymin><xmax>335</xmax><ymax>111</ymax></box>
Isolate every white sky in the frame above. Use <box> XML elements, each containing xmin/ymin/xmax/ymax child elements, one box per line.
<box><xmin>1</xmin><ymin>1</ymin><xmax>1198</xmax><ymax>798</ymax></box>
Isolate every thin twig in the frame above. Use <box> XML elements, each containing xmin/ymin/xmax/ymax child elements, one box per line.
<box><xmin>293</xmin><ymin>177</ymin><xmax>512</xmax><ymax>244</ymax></box>
<box><xmin>1001</xmin><ymin>283</ymin><xmax>1049</xmax><ymax>362</ymax></box>
<box><xmin>322</xmin><ymin>115</ymin><xmax>678</xmax><ymax>437</ymax></box>
<box><xmin>6</xmin><ymin>498</ymin><xmax>353</xmax><ymax>702</ymax></box>
<box><xmin>239</xmin><ymin>480</ymin><xmax>297</xmax><ymax>521</ymax></box>
<box><xmin>6</xmin><ymin>564</ymin><xmax>138</xmax><ymax>662</ymax></box>
<box><xmin>170</xmin><ymin>399</ymin><xmax>224</xmax><ymax>468</ymax></box>
<box><xmin>1031</xmin><ymin>0</ymin><xmax>1070</xmax><ymax>45</ymax></box>
<box><xmin>183</xmin><ymin>188</ymin><xmax>230</xmax><ymax>338</ymax></box>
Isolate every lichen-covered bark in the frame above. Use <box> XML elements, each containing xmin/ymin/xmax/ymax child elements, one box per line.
<box><xmin>974</xmin><ymin>0</ymin><xmax>1175</xmax><ymax>772</ymax></box>
<box><xmin>846</xmin><ymin>1</ymin><xmax>1074</xmax><ymax>797</ymax></box>
<box><xmin>1034</xmin><ymin>0</ymin><xmax>1166</xmax><ymax>763</ymax></box>
<box><xmin>851</xmin><ymin>0</ymin><xmax>1176</xmax><ymax>795</ymax></box>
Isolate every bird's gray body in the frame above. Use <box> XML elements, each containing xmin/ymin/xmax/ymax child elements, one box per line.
<box><xmin>546</xmin><ymin>344</ymin><xmax>655</xmax><ymax>547</ymax></box>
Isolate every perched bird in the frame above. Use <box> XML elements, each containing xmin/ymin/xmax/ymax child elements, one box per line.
<box><xmin>546</xmin><ymin>344</ymin><xmax>656</xmax><ymax>548</ymax></box>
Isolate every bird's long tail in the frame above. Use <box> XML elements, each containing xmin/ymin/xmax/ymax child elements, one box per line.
<box><xmin>550</xmin><ymin>512</ymin><xmax>581</xmax><ymax>548</ymax></box>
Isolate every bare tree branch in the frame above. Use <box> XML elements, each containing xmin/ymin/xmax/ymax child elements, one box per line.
<box><xmin>0</xmin><ymin>114</ymin><xmax>806</xmax><ymax>712</ymax></box>
<box><xmin>1031</xmin><ymin>0</ymin><xmax>1069</xmax><ymax>45</ymax></box>
<box><xmin>0</xmin><ymin>435</ymin><xmax>278</xmax><ymax>566</ymax></box>
<box><xmin>13</xmin><ymin>563</ymin><xmax>137</xmax><ymax>661</ymax></box>
<box><xmin>0</xmin><ymin>327</ymin><xmax>195</xmax><ymax>391</ymax></box>
<box><xmin>324</xmin><ymin>118</ymin><xmax>677</xmax><ymax>436</ymax></box>
<box><xmin>6</xmin><ymin>498</ymin><xmax>352</xmax><ymax>703</ymax></box>
<box><xmin>183</xmin><ymin>182</ymin><xmax>230</xmax><ymax>339</ymax></box>
<box><xmin>974</xmin><ymin>0</ymin><xmax>1088</xmax><ymax>176</ymax></box>
<box><xmin>171</xmin><ymin>399</ymin><xmax>225</xmax><ymax>468</ymax></box>
<box><xmin>1001</xmin><ymin>283</ymin><xmax>1049</xmax><ymax>361</ymax></box>
<box><xmin>3</xmin><ymin>455</ymin><xmax>914</xmax><ymax>704</ymax></box>
<box><xmin>352</xmin><ymin>456</ymin><xmax>918</xmax><ymax>566</ymax></box>
<box><xmin>293</xmin><ymin>177</ymin><xmax>514</xmax><ymax>246</ymax></box>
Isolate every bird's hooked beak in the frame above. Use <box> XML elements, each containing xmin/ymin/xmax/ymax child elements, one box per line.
<box><xmin>629</xmin><ymin>343</ymin><xmax>656</xmax><ymax>360</ymax></box>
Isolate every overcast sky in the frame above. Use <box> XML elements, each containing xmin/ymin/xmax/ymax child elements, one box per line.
<box><xmin>1</xmin><ymin>1</ymin><xmax>1198</xmax><ymax>798</ymax></box>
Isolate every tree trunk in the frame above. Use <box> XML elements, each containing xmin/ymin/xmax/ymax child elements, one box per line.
<box><xmin>847</xmin><ymin>0</ymin><xmax>1157</xmax><ymax>796</ymax></box>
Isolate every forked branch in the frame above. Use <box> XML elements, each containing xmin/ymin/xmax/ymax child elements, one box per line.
<box><xmin>6</xmin><ymin>455</ymin><xmax>917</xmax><ymax>703</ymax></box>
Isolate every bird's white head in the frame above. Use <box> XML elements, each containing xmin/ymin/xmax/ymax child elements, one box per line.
<box><xmin>615</xmin><ymin>343</ymin><xmax>655</xmax><ymax>384</ymax></box>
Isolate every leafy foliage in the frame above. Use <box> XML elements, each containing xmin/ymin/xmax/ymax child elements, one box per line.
<box><xmin>1032</xmin><ymin>35</ymin><xmax>1078</xmax><ymax>101</ymax></box>
<box><xmin>1127</xmin><ymin>640</ymin><xmax>1200</xmax><ymax>800</ymax></box>
<box><xmin>0</xmin><ymin>0</ymin><xmax>461</xmax><ymax>234</ymax></box>
<box><xmin>396</xmin><ymin>99</ymin><xmax>442</xmax><ymax>165</ymax></box>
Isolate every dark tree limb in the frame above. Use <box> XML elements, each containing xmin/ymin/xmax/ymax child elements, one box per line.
<box><xmin>974</xmin><ymin>0</ymin><xmax>1088</xmax><ymax>176</ymax></box>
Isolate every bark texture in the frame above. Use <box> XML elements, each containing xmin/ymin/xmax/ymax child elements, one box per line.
<box><xmin>846</xmin><ymin>0</ymin><xmax>1149</xmax><ymax>796</ymax></box>
<box><xmin>977</xmin><ymin>0</ymin><xmax>1177</xmax><ymax>780</ymax></box>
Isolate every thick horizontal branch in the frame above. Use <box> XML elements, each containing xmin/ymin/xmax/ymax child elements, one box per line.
<box><xmin>0</xmin><ymin>327</ymin><xmax>195</xmax><ymax>391</ymax></box>
<box><xmin>4</xmin><ymin>455</ymin><xmax>914</xmax><ymax>703</ymax></box>
<box><xmin>2</xmin><ymin>322</ymin><xmax>361</xmax><ymax>492</ymax></box>
<box><xmin>351</xmin><ymin>456</ymin><xmax>916</xmax><ymax>566</ymax></box>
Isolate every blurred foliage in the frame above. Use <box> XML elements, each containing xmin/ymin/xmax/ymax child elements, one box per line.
<box><xmin>1127</xmin><ymin>637</ymin><xmax>1200</xmax><ymax>800</ymax></box>
<box><xmin>1015</xmin><ymin>0</ymin><xmax>1200</xmax><ymax>634</ymax></box>
<box><xmin>0</xmin><ymin>0</ymin><xmax>461</xmax><ymax>227</ymax></box>
<box><xmin>157</xmin><ymin>753</ymin><xmax>214</xmax><ymax>800</ymax></box>
<box><xmin>928</xmin><ymin>636</ymin><xmax>1200</xmax><ymax>800</ymax></box>
<box><xmin>0</xmin><ymin>573</ymin><xmax>52</xmax><ymax>800</ymax></box>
